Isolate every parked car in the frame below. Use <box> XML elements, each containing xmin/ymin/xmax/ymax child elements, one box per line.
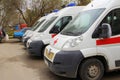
<box><xmin>13</xmin><ymin>27</ymin><xmax>29</xmax><ymax>40</ymax></box>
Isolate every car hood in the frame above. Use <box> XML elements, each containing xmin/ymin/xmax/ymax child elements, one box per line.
<box><xmin>50</xmin><ymin>34</ymin><xmax>74</xmax><ymax>50</ymax></box>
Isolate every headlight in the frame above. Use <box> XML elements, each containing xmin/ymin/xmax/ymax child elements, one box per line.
<box><xmin>63</xmin><ymin>36</ymin><xmax>83</xmax><ymax>49</ymax></box>
<box><xmin>34</xmin><ymin>37</ymin><xmax>40</xmax><ymax>40</ymax></box>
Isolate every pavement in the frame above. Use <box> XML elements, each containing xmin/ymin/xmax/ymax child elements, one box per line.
<box><xmin>0</xmin><ymin>39</ymin><xmax>120</xmax><ymax>80</ymax></box>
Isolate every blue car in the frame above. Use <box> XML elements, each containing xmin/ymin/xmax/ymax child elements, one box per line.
<box><xmin>13</xmin><ymin>28</ymin><xmax>29</xmax><ymax>40</ymax></box>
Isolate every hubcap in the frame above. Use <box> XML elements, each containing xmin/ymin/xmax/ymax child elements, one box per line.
<box><xmin>88</xmin><ymin>65</ymin><xmax>99</xmax><ymax>78</ymax></box>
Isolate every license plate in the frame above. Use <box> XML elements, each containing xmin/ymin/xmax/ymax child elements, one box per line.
<box><xmin>45</xmin><ymin>49</ymin><xmax>54</xmax><ymax>61</ymax></box>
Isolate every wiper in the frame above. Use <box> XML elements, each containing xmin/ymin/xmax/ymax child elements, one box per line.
<box><xmin>62</xmin><ymin>31</ymin><xmax>83</xmax><ymax>36</ymax></box>
<box><xmin>62</xmin><ymin>31</ymin><xmax>76</xmax><ymax>36</ymax></box>
<box><xmin>75</xmin><ymin>32</ymin><xmax>83</xmax><ymax>35</ymax></box>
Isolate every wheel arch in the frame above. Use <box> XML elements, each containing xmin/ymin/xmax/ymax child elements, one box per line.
<box><xmin>77</xmin><ymin>55</ymin><xmax>109</xmax><ymax>77</ymax></box>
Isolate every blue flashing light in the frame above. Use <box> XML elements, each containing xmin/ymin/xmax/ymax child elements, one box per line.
<box><xmin>52</xmin><ymin>9</ymin><xmax>59</xmax><ymax>13</ymax></box>
<box><xmin>67</xmin><ymin>2</ymin><xmax>77</xmax><ymax>7</ymax></box>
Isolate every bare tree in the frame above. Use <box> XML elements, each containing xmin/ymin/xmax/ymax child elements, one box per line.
<box><xmin>0</xmin><ymin>0</ymin><xmax>65</xmax><ymax>28</ymax></box>
<box><xmin>0</xmin><ymin>0</ymin><xmax>24</xmax><ymax>27</ymax></box>
<box><xmin>78</xmin><ymin>0</ymin><xmax>91</xmax><ymax>5</ymax></box>
<box><xmin>23</xmin><ymin>0</ymin><xmax>63</xmax><ymax>27</ymax></box>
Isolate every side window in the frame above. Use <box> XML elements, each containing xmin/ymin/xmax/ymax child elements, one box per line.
<box><xmin>112</xmin><ymin>9</ymin><xmax>120</xmax><ymax>35</ymax></box>
<box><xmin>92</xmin><ymin>8</ymin><xmax>120</xmax><ymax>38</ymax></box>
<box><xmin>50</xmin><ymin>16</ymin><xmax>72</xmax><ymax>34</ymax></box>
<box><xmin>92</xmin><ymin>11</ymin><xmax>113</xmax><ymax>38</ymax></box>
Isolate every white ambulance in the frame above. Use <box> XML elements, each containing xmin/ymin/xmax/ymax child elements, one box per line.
<box><xmin>44</xmin><ymin>0</ymin><xmax>120</xmax><ymax>80</ymax></box>
<box><xmin>22</xmin><ymin>16</ymin><xmax>46</xmax><ymax>44</ymax></box>
<box><xmin>26</xmin><ymin>6</ymin><xmax>84</xmax><ymax>57</ymax></box>
<box><xmin>22</xmin><ymin>13</ymin><xmax>56</xmax><ymax>47</ymax></box>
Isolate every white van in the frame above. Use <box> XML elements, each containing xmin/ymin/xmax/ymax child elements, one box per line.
<box><xmin>27</xmin><ymin>6</ymin><xmax>84</xmax><ymax>57</ymax></box>
<box><xmin>22</xmin><ymin>13</ymin><xmax>56</xmax><ymax>47</ymax></box>
<box><xmin>44</xmin><ymin>0</ymin><xmax>120</xmax><ymax>80</ymax></box>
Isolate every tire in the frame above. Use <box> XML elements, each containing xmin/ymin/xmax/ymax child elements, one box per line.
<box><xmin>79</xmin><ymin>58</ymin><xmax>104</xmax><ymax>80</ymax></box>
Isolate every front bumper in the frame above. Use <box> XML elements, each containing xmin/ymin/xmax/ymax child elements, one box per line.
<box><xmin>27</xmin><ymin>40</ymin><xmax>45</xmax><ymax>57</ymax></box>
<box><xmin>44</xmin><ymin>46</ymin><xmax>84</xmax><ymax>78</ymax></box>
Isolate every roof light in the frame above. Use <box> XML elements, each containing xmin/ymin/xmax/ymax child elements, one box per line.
<box><xmin>66</xmin><ymin>2</ymin><xmax>77</xmax><ymax>7</ymax></box>
<box><xmin>52</xmin><ymin>9</ymin><xmax>59</xmax><ymax>13</ymax></box>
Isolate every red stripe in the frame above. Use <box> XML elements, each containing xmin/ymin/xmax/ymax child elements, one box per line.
<box><xmin>51</xmin><ymin>34</ymin><xmax>57</xmax><ymax>38</ymax></box>
<box><xmin>96</xmin><ymin>36</ymin><xmax>120</xmax><ymax>45</ymax></box>
<box><xmin>54</xmin><ymin>39</ymin><xmax>58</xmax><ymax>45</ymax></box>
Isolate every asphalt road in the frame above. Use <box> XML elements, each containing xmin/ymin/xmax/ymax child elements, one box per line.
<box><xmin>0</xmin><ymin>39</ymin><xmax>120</xmax><ymax>80</ymax></box>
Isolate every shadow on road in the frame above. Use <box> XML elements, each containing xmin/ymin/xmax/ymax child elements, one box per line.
<box><xmin>104</xmin><ymin>71</ymin><xmax>120</xmax><ymax>79</ymax></box>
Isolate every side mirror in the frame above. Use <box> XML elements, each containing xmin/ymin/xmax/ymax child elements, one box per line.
<box><xmin>100</xmin><ymin>23</ymin><xmax>112</xmax><ymax>38</ymax></box>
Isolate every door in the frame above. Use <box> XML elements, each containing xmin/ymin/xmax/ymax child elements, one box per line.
<box><xmin>93</xmin><ymin>8</ymin><xmax>120</xmax><ymax>69</ymax></box>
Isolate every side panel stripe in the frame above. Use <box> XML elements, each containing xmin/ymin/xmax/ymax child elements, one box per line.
<box><xmin>96</xmin><ymin>36</ymin><xmax>120</xmax><ymax>45</ymax></box>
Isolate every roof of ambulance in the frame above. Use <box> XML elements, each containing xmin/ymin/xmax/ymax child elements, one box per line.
<box><xmin>37</xmin><ymin>12</ymin><xmax>56</xmax><ymax>21</ymax></box>
<box><xmin>38</xmin><ymin>6</ymin><xmax>85</xmax><ymax>21</ymax></box>
<box><xmin>83</xmin><ymin>0</ymin><xmax>120</xmax><ymax>11</ymax></box>
<box><xmin>38</xmin><ymin>16</ymin><xmax>46</xmax><ymax>21</ymax></box>
<box><xmin>53</xmin><ymin>6</ymin><xmax>85</xmax><ymax>16</ymax></box>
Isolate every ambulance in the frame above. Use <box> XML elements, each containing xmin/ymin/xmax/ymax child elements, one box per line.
<box><xmin>26</xmin><ymin>6</ymin><xmax>84</xmax><ymax>57</ymax></box>
<box><xmin>44</xmin><ymin>0</ymin><xmax>120</xmax><ymax>80</ymax></box>
<box><xmin>22</xmin><ymin>13</ymin><xmax>56</xmax><ymax>47</ymax></box>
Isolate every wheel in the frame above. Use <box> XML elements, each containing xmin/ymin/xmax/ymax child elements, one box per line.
<box><xmin>79</xmin><ymin>58</ymin><xmax>104</xmax><ymax>80</ymax></box>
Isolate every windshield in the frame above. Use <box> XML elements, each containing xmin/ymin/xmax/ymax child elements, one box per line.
<box><xmin>38</xmin><ymin>17</ymin><xmax>57</xmax><ymax>32</ymax></box>
<box><xmin>61</xmin><ymin>8</ymin><xmax>105</xmax><ymax>36</ymax></box>
<box><xmin>31</xmin><ymin>19</ymin><xmax>45</xmax><ymax>31</ymax></box>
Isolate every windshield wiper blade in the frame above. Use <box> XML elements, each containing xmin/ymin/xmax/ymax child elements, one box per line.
<box><xmin>62</xmin><ymin>31</ymin><xmax>83</xmax><ymax>36</ymax></box>
<box><xmin>62</xmin><ymin>31</ymin><xmax>78</xmax><ymax>36</ymax></box>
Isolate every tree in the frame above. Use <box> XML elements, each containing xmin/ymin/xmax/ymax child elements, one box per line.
<box><xmin>78</xmin><ymin>0</ymin><xmax>91</xmax><ymax>5</ymax></box>
<box><xmin>0</xmin><ymin>0</ymin><xmax>24</xmax><ymax>27</ymax></box>
<box><xmin>0</xmin><ymin>0</ymin><xmax>70</xmax><ymax>28</ymax></box>
<box><xmin>23</xmin><ymin>0</ymin><xmax>63</xmax><ymax>27</ymax></box>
